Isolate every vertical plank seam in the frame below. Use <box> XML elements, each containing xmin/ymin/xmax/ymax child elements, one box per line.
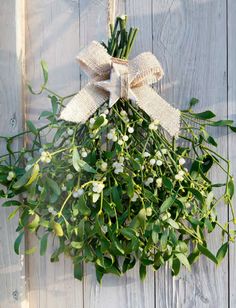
<box><xmin>78</xmin><ymin>1</ymin><xmax>85</xmax><ymax>308</ymax></box>
<box><xmin>15</xmin><ymin>0</ymin><xmax>29</xmax><ymax>308</ymax></box>
<box><xmin>151</xmin><ymin>1</ymin><xmax>156</xmax><ymax>307</ymax></box>
<box><xmin>226</xmin><ymin>1</ymin><xmax>230</xmax><ymax>308</ymax></box>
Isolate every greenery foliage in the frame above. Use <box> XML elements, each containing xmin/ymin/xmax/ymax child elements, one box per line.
<box><xmin>0</xmin><ymin>16</ymin><xmax>236</xmax><ymax>282</ymax></box>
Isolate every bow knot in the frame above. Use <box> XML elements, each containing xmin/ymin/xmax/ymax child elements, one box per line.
<box><xmin>60</xmin><ymin>41</ymin><xmax>180</xmax><ymax>137</ymax></box>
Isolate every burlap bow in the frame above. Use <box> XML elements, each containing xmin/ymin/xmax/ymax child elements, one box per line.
<box><xmin>60</xmin><ymin>41</ymin><xmax>180</xmax><ymax>137</ymax></box>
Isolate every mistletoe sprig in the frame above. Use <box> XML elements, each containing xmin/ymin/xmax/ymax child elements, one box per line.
<box><xmin>0</xmin><ymin>16</ymin><xmax>236</xmax><ymax>281</ymax></box>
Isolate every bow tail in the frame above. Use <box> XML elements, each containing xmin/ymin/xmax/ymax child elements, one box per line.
<box><xmin>60</xmin><ymin>84</ymin><xmax>109</xmax><ymax>123</ymax></box>
<box><xmin>132</xmin><ymin>85</ymin><xmax>181</xmax><ymax>137</ymax></box>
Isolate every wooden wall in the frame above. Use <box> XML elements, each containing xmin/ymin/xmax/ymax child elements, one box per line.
<box><xmin>0</xmin><ymin>0</ymin><xmax>236</xmax><ymax>307</ymax></box>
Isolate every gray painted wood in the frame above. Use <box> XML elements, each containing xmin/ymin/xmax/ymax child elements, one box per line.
<box><xmin>1</xmin><ymin>0</ymin><xmax>235</xmax><ymax>307</ymax></box>
<box><xmin>0</xmin><ymin>1</ymin><xmax>27</xmax><ymax>307</ymax></box>
<box><xmin>228</xmin><ymin>1</ymin><xmax>236</xmax><ymax>307</ymax></box>
<box><xmin>153</xmin><ymin>1</ymin><xmax>228</xmax><ymax>307</ymax></box>
<box><xmin>25</xmin><ymin>1</ymin><xmax>83</xmax><ymax>307</ymax></box>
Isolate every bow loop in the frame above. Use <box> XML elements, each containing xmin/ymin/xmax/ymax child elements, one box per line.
<box><xmin>77</xmin><ymin>41</ymin><xmax>111</xmax><ymax>80</ymax></box>
<box><xmin>129</xmin><ymin>52</ymin><xmax>164</xmax><ymax>87</ymax></box>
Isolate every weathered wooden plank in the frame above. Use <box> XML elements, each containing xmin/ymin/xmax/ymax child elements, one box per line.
<box><xmin>152</xmin><ymin>1</ymin><xmax>228</xmax><ymax>307</ymax></box>
<box><xmin>0</xmin><ymin>1</ymin><xmax>27</xmax><ymax>307</ymax></box>
<box><xmin>82</xmin><ymin>1</ymin><xmax>154</xmax><ymax>308</ymax></box>
<box><xmin>228</xmin><ymin>1</ymin><xmax>236</xmax><ymax>307</ymax></box>
<box><xmin>25</xmin><ymin>1</ymin><xmax>83</xmax><ymax>307</ymax></box>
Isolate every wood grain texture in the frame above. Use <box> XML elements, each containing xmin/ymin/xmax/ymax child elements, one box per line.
<box><xmin>153</xmin><ymin>1</ymin><xmax>228</xmax><ymax>307</ymax></box>
<box><xmin>228</xmin><ymin>1</ymin><xmax>236</xmax><ymax>307</ymax></box>
<box><xmin>0</xmin><ymin>1</ymin><xmax>27</xmax><ymax>307</ymax></box>
<box><xmin>2</xmin><ymin>0</ymin><xmax>234</xmax><ymax>307</ymax></box>
<box><xmin>25</xmin><ymin>1</ymin><xmax>83</xmax><ymax>307</ymax></box>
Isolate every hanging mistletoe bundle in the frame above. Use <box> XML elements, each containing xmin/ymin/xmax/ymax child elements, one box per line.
<box><xmin>0</xmin><ymin>16</ymin><xmax>236</xmax><ymax>281</ymax></box>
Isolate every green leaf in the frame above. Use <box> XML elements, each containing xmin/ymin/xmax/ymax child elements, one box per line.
<box><xmin>189</xmin><ymin>97</ymin><xmax>199</xmax><ymax>108</ymax></box>
<box><xmin>171</xmin><ymin>258</ymin><xmax>181</xmax><ymax>276</ymax></box>
<box><xmin>111</xmin><ymin>186</ymin><xmax>123</xmax><ymax>212</ymax></box>
<box><xmin>204</xmin><ymin>218</ymin><xmax>214</xmax><ymax>232</ymax></box>
<box><xmin>8</xmin><ymin>207</ymin><xmax>19</xmax><ymax>220</ymax></box>
<box><xmin>126</xmin><ymin>177</ymin><xmax>134</xmax><ymax>197</ymax></box>
<box><xmin>143</xmin><ymin>188</ymin><xmax>158</xmax><ymax>203</ymax></box>
<box><xmin>201</xmin><ymin>155</ymin><xmax>213</xmax><ymax>173</ymax></box>
<box><xmin>187</xmin><ymin>187</ymin><xmax>204</xmax><ymax>204</ymax></box>
<box><xmin>51</xmin><ymin>96</ymin><xmax>58</xmax><ymax>114</ymax></box>
<box><xmin>139</xmin><ymin>264</ymin><xmax>147</xmax><ymax>281</ymax></box>
<box><xmin>27</xmin><ymin>214</ymin><xmax>40</xmax><ymax>232</ymax></box>
<box><xmin>216</xmin><ymin>242</ymin><xmax>228</xmax><ymax>265</ymax></box>
<box><xmin>28</xmin><ymin>84</ymin><xmax>38</xmax><ymax>95</ymax></box>
<box><xmin>46</xmin><ymin>177</ymin><xmax>61</xmax><ymax>196</ymax></box>
<box><xmin>152</xmin><ymin>230</ymin><xmax>159</xmax><ymax>244</ymax></box>
<box><xmin>39</xmin><ymin>111</ymin><xmax>53</xmax><ymax>119</ymax></box>
<box><xmin>52</xmin><ymin>221</ymin><xmax>64</xmax><ymax>237</ymax></box>
<box><xmin>175</xmin><ymin>253</ymin><xmax>191</xmax><ymax>271</ymax></box>
<box><xmin>122</xmin><ymin>256</ymin><xmax>136</xmax><ymax>273</ymax></box>
<box><xmin>72</xmin><ymin>147</ymin><xmax>81</xmax><ymax>172</ymax></box>
<box><xmin>188</xmin><ymin>249</ymin><xmax>200</xmax><ymax>265</ymax></box>
<box><xmin>6</xmin><ymin>138</ymin><xmax>14</xmax><ymax>156</ymax></box>
<box><xmin>93</xmin><ymin>115</ymin><xmax>104</xmax><ymax>129</ymax></box>
<box><xmin>227</xmin><ymin>178</ymin><xmax>234</xmax><ymax>200</ymax></box>
<box><xmin>26</xmin><ymin>120</ymin><xmax>38</xmax><ymax>135</ymax></box>
<box><xmin>160</xmin><ymin>195</ymin><xmax>176</xmax><ymax>213</ymax></box>
<box><xmin>160</xmin><ymin>229</ymin><xmax>168</xmax><ymax>250</ymax></box>
<box><xmin>71</xmin><ymin>241</ymin><xmax>84</xmax><ymax>249</ymax></box>
<box><xmin>74</xmin><ymin>262</ymin><xmax>83</xmax><ymax>280</ymax></box>
<box><xmin>197</xmin><ymin>243</ymin><xmax>218</xmax><ymax>264</ymax></box>
<box><xmin>78</xmin><ymin>160</ymin><xmax>96</xmax><ymax>173</ymax></box>
<box><xmin>166</xmin><ymin>218</ymin><xmax>179</xmax><ymax>229</ymax></box>
<box><xmin>77</xmin><ymin>196</ymin><xmax>91</xmax><ymax>216</ymax></box>
<box><xmin>40</xmin><ymin>233</ymin><xmax>49</xmax><ymax>256</ymax></box>
<box><xmin>26</xmin><ymin>163</ymin><xmax>40</xmax><ymax>186</ymax></box>
<box><xmin>162</xmin><ymin>176</ymin><xmax>173</xmax><ymax>191</ymax></box>
<box><xmin>137</xmin><ymin>208</ymin><xmax>147</xmax><ymax>229</ymax></box>
<box><xmin>209</xmin><ymin>120</ymin><xmax>234</xmax><ymax>127</ymax></box>
<box><xmin>121</xmin><ymin>227</ymin><xmax>136</xmax><ymax>240</ymax></box>
<box><xmin>41</xmin><ymin>60</ymin><xmax>48</xmax><ymax>84</ymax></box>
<box><xmin>114</xmin><ymin>240</ymin><xmax>125</xmax><ymax>255</ymax></box>
<box><xmin>207</xmin><ymin>136</ymin><xmax>218</xmax><ymax>147</ymax></box>
<box><xmin>14</xmin><ymin>232</ymin><xmax>24</xmax><ymax>255</ymax></box>
<box><xmin>95</xmin><ymin>266</ymin><xmax>104</xmax><ymax>283</ymax></box>
<box><xmin>13</xmin><ymin>168</ymin><xmax>32</xmax><ymax>190</ymax></box>
<box><xmin>1</xmin><ymin>200</ymin><xmax>21</xmax><ymax>207</ymax></box>
<box><xmin>190</xmin><ymin>110</ymin><xmax>216</xmax><ymax>120</ymax></box>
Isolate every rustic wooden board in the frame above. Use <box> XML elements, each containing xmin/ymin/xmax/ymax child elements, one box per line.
<box><xmin>153</xmin><ymin>1</ymin><xmax>228</xmax><ymax>307</ymax></box>
<box><xmin>25</xmin><ymin>1</ymin><xmax>83</xmax><ymax>307</ymax></box>
<box><xmin>0</xmin><ymin>1</ymin><xmax>27</xmax><ymax>307</ymax></box>
<box><xmin>228</xmin><ymin>1</ymin><xmax>236</xmax><ymax>307</ymax></box>
<box><xmin>1</xmin><ymin>0</ymin><xmax>235</xmax><ymax>307</ymax></box>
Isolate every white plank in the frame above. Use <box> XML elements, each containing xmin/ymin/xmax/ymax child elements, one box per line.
<box><xmin>25</xmin><ymin>1</ymin><xmax>83</xmax><ymax>307</ymax></box>
<box><xmin>0</xmin><ymin>1</ymin><xmax>27</xmax><ymax>307</ymax></box>
<box><xmin>228</xmin><ymin>1</ymin><xmax>236</xmax><ymax>307</ymax></box>
<box><xmin>153</xmin><ymin>1</ymin><xmax>228</xmax><ymax>307</ymax></box>
<box><xmin>82</xmin><ymin>1</ymin><xmax>154</xmax><ymax>308</ymax></box>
